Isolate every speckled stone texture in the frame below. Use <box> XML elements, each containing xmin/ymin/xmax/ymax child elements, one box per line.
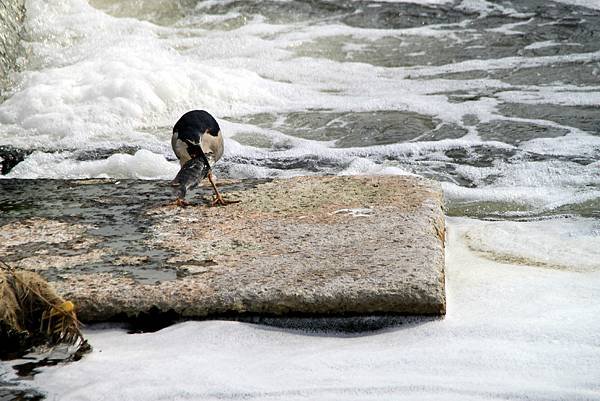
<box><xmin>0</xmin><ymin>176</ymin><xmax>446</xmax><ymax>321</ymax></box>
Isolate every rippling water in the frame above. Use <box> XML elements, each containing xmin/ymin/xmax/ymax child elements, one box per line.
<box><xmin>1</xmin><ymin>1</ymin><xmax>600</xmax><ymax>399</ymax></box>
<box><xmin>0</xmin><ymin>0</ymin><xmax>598</xmax><ymax>219</ymax></box>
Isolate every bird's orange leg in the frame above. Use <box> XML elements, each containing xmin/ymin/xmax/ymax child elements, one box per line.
<box><xmin>207</xmin><ymin>171</ymin><xmax>238</xmax><ymax>207</ymax></box>
<box><xmin>175</xmin><ymin>198</ymin><xmax>190</xmax><ymax>207</ymax></box>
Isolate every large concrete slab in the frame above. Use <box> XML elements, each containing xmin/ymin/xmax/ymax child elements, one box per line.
<box><xmin>0</xmin><ymin>176</ymin><xmax>446</xmax><ymax>321</ymax></box>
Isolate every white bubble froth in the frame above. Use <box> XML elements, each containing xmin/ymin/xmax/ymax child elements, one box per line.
<box><xmin>0</xmin><ymin>0</ymin><xmax>598</xmax><ymax>216</ymax></box>
<box><xmin>24</xmin><ymin>218</ymin><xmax>600</xmax><ymax>401</ymax></box>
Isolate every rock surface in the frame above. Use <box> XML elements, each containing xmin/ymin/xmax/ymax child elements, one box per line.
<box><xmin>0</xmin><ymin>176</ymin><xmax>446</xmax><ymax>321</ymax></box>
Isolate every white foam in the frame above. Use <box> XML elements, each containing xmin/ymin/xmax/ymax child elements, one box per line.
<box><xmin>28</xmin><ymin>218</ymin><xmax>600</xmax><ymax>401</ymax></box>
<box><xmin>486</xmin><ymin>18</ymin><xmax>533</xmax><ymax>35</ymax></box>
<box><xmin>444</xmin><ymin>154</ymin><xmax>600</xmax><ymax>213</ymax></box>
<box><xmin>456</xmin><ymin>0</ymin><xmax>527</xmax><ymax>18</ymax></box>
<box><xmin>356</xmin><ymin>0</ymin><xmax>452</xmax><ymax>3</ymax></box>
<box><xmin>338</xmin><ymin>157</ymin><xmax>415</xmax><ymax>176</ymax></box>
<box><xmin>552</xmin><ymin>0</ymin><xmax>600</xmax><ymax>10</ymax></box>
<box><xmin>520</xmin><ymin>133</ymin><xmax>600</xmax><ymax>157</ymax></box>
<box><xmin>443</xmin><ymin>183</ymin><xmax>600</xmax><ymax>216</ymax></box>
<box><xmin>3</xmin><ymin>149</ymin><xmax>179</xmax><ymax>180</ymax></box>
<box><xmin>463</xmin><ymin>218</ymin><xmax>600</xmax><ymax>271</ymax></box>
<box><xmin>523</xmin><ymin>41</ymin><xmax>583</xmax><ymax>50</ymax></box>
<box><xmin>497</xmin><ymin>89</ymin><xmax>600</xmax><ymax>106</ymax></box>
<box><xmin>408</xmin><ymin>50</ymin><xmax>600</xmax><ymax>78</ymax></box>
<box><xmin>0</xmin><ymin>0</ymin><xmax>314</xmax><ymax>150</ymax></box>
<box><xmin>0</xmin><ymin>0</ymin><xmax>598</xmax><ymax>224</ymax></box>
<box><xmin>461</xmin><ymin>158</ymin><xmax>599</xmax><ymax>188</ymax></box>
<box><xmin>0</xmin><ymin>0</ymin><xmax>555</xmax><ymax>158</ymax></box>
<box><xmin>2</xmin><ymin>0</ymin><xmax>598</xmax><ymax>150</ymax></box>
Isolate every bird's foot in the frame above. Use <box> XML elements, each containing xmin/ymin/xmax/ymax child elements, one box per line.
<box><xmin>175</xmin><ymin>198</ymin><xmax>190</xmax><ymax>207</ymax></box>
<box><xmin>210</xmin><ymin>194</ymin><xmax>240</xmax><ymax>207</ymax></box>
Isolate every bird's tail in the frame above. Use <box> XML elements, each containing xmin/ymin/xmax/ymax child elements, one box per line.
<box><xmin>171</xmin><ymin>157</ymin><xmax>210</xmax><ymax>199</ymax></box>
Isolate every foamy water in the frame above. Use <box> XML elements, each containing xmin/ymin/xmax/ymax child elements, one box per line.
<box><xmin>1</xmin><ymin>1</ymin><xmax>599</xmax><ymax>399</ymax></box>
<box><xmin>15</xmin><ymin>218</ymin><xmax>598</xmax><ymax>401</ymax></box>
<box><xmin>0</xmin><ymin>0</ymin><xmax>599</xmax><ymax>217</ymax></box>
